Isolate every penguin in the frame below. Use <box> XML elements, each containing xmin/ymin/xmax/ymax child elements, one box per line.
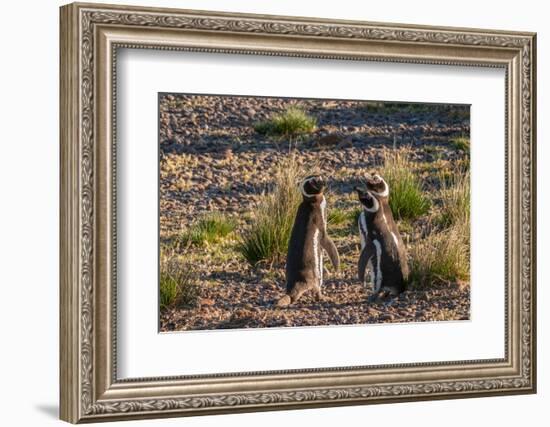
<box><xmin>277</xmin><ymin>175</ymin><xmax>340</xmax><ymax>306</ymax></box>
<box><xmin>355</xmin><ymin>174</ymin><xmax>409</xmax><ymax>301</ymax></box>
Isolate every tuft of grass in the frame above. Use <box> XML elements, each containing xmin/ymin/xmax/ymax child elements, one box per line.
<box><xmin>178</xmin><ymin>212</ymin><xmax>236</xmax><ymax>247</ymax></box>
<box><xmin>237</xmin><ymin>156</ymin><xmax>303</xmax><ymax>266</ymax></box>
<box><xmin>254</xmin><ymin>107</ymin><xmax>317</xmax><ymax>138</ymax></box>
<box><xmin>450</xmin><ymin>136</ymin><xmax>470</xmax><ymax>152</ymax></box>
<box><xmin>437</xmin><ymin>168</ymin><xmax>470</xmax><ymax>229</ymax></box>
<box><xmin>159</xmin><ymin>258</ymin><xmax>200</xmax><ymax>310</ymax></box>
<box><xmin>327</xmin><ymin>207</ymin><xmax>349</xmax><ymax>226</ymax></box>
<box><xmin>408</xmin><ymin>222</ymin><xmax>470</xmax><ymax>286</ymax></box>
<box><xmin>381</xmin><ymin>149</ymin><xmax>431</xmax><ymax>221</ymax></box>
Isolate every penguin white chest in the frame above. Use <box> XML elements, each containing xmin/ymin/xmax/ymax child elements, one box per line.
<box><xmin>372</xmin><ymin>239</ymin><xmax>383</xmax><ymax>291</ymax></box>
<box><xmin>312</xmin><ymin>229</ymin><xmax>323</xmax><ymax>286</ymax></box>
<box><xmin>320</xmin><ymin>197</ymin><xmax>327</xmax><ymax>228</ymax></box>
<box><xmin>318</xmin><ymin>197</ymin><xmax>327</xmax><ymax>288</ymax></box>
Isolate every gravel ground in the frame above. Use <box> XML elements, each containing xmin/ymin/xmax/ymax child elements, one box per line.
<box><xmin>161</xmin><ymin>272</ymin><xmax>470</xmax><ymax>331</ymax></box>
<box><xmin>159</xmin><ymin>94</ymin><xmax>470</xmax><ymax>331</ymax></box>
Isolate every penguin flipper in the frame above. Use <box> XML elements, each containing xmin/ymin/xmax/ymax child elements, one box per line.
<box><xmin>358</xmin><ymin>246</ymin><xmax>373</xmax><ymax>283</ymax></box>
<box><xmin>321</xmin><ymin>235</ymin><xmax>340</xmax><ymax>270</ymax></box>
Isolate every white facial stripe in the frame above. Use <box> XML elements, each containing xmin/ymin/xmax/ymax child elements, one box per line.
<box><xmin>372</xmin><ymin>239</ymin><xmax>383</xmax><ymax>291</ymax></box>
<box><xmin>301</xmin><ymin>176</ymin><xmax>317</xmax><ymax>198</ymax></box>
<box><xmin>371</xmin><ymin>178</ymin><xmax>389</xmax><ymax>198</ymax></box>
<box><xmin>362</xmin><ymin>194</ymin><xmax>379</xmax><ymax>213</ymax></box>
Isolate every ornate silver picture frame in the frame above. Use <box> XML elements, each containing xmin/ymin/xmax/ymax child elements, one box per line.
<box><xmin>60</xmin><ymin>2</ymin><xmax>536</xmax><ymax>423</ymax></box>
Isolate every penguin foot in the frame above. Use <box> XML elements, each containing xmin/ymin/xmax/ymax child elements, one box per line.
<box><xmin>380</xmin><ymin>289</ymin><xmax>399</xmax><ymax>305</ymax></box>
<box><xmin>367</xmin><ymin>294</ymin><xmax>380</xmax><ymax>304</ymax></box>
<box><xmin>275</xmin><ymin>295</ymin><xmax>291</xmax><ymax>307</ymax></box>
<box><xmin>382</xmin><ymin>296</ymin><xmax>397</xmax><ymax>307</ymax></box>
<box><xmin>368</xmin><ymin>290</ymin><xmax>396</xmax><ymax>303</ymax></box>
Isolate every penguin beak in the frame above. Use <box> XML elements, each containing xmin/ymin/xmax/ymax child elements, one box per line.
<box><xmin>364</xmin><ymin>172</ymin><xmax>382</xmax><ymax>188</ymax></box>
<box><xmin>311</xmin><ymin>176</ymin><xmax>324</xmax><ymax>191</ymax></box>
<box><xmin>317</xmin><ymin>176</ymin><xmax>325</xmax><ymax>188</ymax></box>
<box><xmin>354</xmin><ymin>186</ymin><xmax>366</xmax><ymax>198</ymax></box>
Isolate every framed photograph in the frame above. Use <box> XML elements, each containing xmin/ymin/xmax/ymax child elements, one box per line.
<box><xmin>60</xmin><ymin>2</ymin><xmax>537</xmax><ymax>423</ymax></box>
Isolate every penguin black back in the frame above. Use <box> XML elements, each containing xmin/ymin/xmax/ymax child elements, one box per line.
<box><xmin>286</xmin><ymin>194</ymin><xmax>323</xmax><ymax>292</ymax></box>
<box><xmin>277</xmin><ymin>175</ymin><xmax>339</xmax><ymax>306</ymax></box>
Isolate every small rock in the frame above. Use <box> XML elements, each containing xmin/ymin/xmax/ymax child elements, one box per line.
<box><xmin>453</xmin><ymin>280</ymin><xmax>469</xmax><ymax>290</ymax></box>
<box><xmin>223</xmin><ymin>148</ymin><xmax>233</xmax><ymax>159</ymax></box>
<box><xmin>200</xmin><ymin>298</ymin><xmax>215</xmax><ymax>307</ymax></box>
<box><xmin>366</xmin><ymin>307</ymin><xmax>380</xmax><ymax>316</ymax></box>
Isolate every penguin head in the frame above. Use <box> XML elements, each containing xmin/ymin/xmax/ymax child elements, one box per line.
<box><xmin>300</xmin><ymin>175</ymin><xmax>325</xmax><ymax>198</ymax></box>
<box><xmin>354</xmin><ymin>186</ymin><xmax>380</xmax><ymax>213</ymax></box>
<box><xmin>364</xmin><ymin>173</ymin><xmax>389</xmax><ymax>198</ymax></box>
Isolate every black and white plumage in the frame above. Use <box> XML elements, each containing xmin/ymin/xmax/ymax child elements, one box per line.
<box><xmin>355</xmin><ymin>174</ymin><xmax>409</xmax><ymax>299</ymax></box>
<box><xmin>277</xmin><ymin>175</ymin><xmax>340</xmax><ymax>306</ymax></box>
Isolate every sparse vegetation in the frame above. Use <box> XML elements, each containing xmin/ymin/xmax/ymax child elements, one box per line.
<box><xmin>381</xmin><ymin>149</ymin><xmax>431</xmax><ymax>221</ymax></box>
<box><xmin>450</xmin><ymin>136</ymin><xmax>470</xmax><ymax>152</ymax></box>
<box><xmin>254</xmin><ymin>106</ymin><xmax>317</xmax><ymax>138</ymax></box>
<box><xmin>237</xmin><ymin>156</ymin><xmax>302</xmax><ymax>266</ymax></box>
<box><xmin>437</xmin><ymin>168</ymin><xmax>470</xmax><ymax>229</ymax></box>
<box><xmin>407</xmin><ymin>166</ymin><xmax>471</xmax><ymax>286</ymax></box>
<box><xmin>327</xmin><ymin>207</ymin><xmax>349</xmax><ymax>225</ymax></box>
<box><xmin>409</xmin><ymin>222</ymin><xmax>470</xmax><ymax>286</ymax></box>
<box><xmin>178</xmin><ymin>212</ymin><xmax>236</xmax><ymax>247</ymax></box>
<box><xmin>159</xmin><ymin>258</ymin><xmax>200</xmax><ymax>310</ymax></box>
